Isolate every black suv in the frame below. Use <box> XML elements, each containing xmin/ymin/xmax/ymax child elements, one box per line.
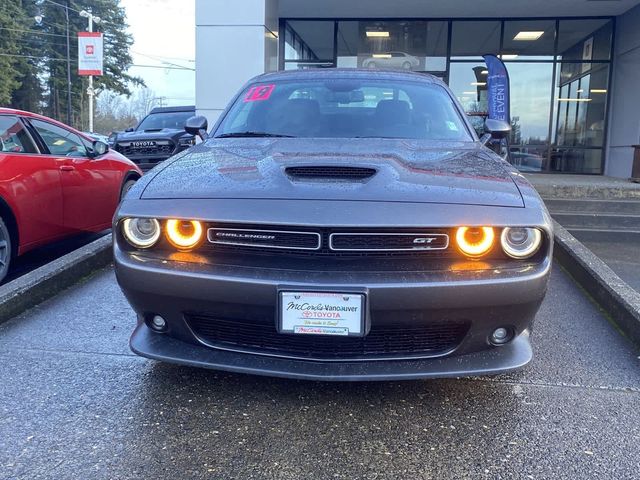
<box><xmin>113</xmin><ymin>106</ymin><xmax>196</xmax><ymax>171</ymax></box>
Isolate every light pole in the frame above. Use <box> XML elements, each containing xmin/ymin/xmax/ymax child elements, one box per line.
<box><xmin>79</xmin><ymin>9</ymin><xmax>101</xmax><ymax>133</ymax></box>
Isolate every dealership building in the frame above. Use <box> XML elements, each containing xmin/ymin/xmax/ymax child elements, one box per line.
<box><xmin>195</xmin><ymin>0</ymin><xmax>640</xmax><ymax>178</ymax></box>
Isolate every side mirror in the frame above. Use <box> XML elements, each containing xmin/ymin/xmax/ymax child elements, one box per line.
<box><xmin>125</xmin><ymin>127</ymin><xmax>135</xmax><ymax>133</ymax></box>
<box><xmin>483</xmin><ymin>119</ymin><xmax>511</xmax><ymax>144</ymax></box>
<box><xmin>185</xmin><ymin>115</ymin><xmax>209</xmax><ymax>141</ymax></box>
<box><xmin>91</xmin><ymin>140</ymin><xmax>109</xmax><ymax>157</ymax></box>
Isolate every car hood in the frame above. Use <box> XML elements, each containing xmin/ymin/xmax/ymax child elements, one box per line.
<box><xmin>141</xmin><ymin>138</ymin><xmax>523</xmax><ymax>207</ymax></box>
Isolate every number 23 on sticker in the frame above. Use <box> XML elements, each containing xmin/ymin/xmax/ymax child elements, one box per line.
<box><xmin>244</xmin><ymin>84</ymin><xmax>275</xmax><ymax>102</ymax></box>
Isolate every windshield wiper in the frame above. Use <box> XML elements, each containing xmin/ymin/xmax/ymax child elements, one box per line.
<box><xmin>215</xmin><ymin>131</ymin><xmax>296</xmax><ymax>138</ymax></box>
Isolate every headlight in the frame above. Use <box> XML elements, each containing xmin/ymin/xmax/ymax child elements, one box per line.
<box><xmin>122</xmin><ymin>218</ymin><xmax>161</xmax><ymax>248</ymax></box>
<box><xmin>455</xmin><ymin>227</ymin><xmax>495</xmax><ymax>258</ymax></box>
<box><xmin>179</xmin><ymin>136</ymin><xmax>196</xmax><ymax>147</ymax></box>
<box><xmin>500</xmin><ymin>227</ymin><xmax>542</xmax><ymax>259</ymax></box>
<box><xmin>166</xmin><ymin>219</ymin><xmax>204</xmax><ymax>249</ymax></box>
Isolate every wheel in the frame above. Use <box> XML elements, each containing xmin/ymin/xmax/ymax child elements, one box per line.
<box><xmin>402</xmin><ymin>61</ymin><xmax>412</xmax><ymax>70</ymax></box>
<box><xmin>367</xmin><ymin>62</ymin><xmax>377</xmax><ymax>69</ymax></box>
<box><xmin>0</xmin><ymin>218</ymin><xmax>12</xmax><ymax>284</ymax></box>
<box><xmin>120</xmin><ymin>178</ymin><xmax>137</xmax><ymax>202</ymax></box>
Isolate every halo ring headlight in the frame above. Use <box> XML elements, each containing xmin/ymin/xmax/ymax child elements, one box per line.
<box><xmin>455</xmin><ymin>227</ymin><xmax>495</xmax><ymax>258</ymax></box>
<box><xmin>501</xmin><ymin>227</ymin><xmax>542</xmax><ymax>259</ymax></box>
<box><xmin>122</xmin><ymin>218</ymin><xmax>161</xmax><ymax>249</ymax></box>
<box><xmin>166</xmin><ymin>219</ymin><xmax>204</xmax><ymax>249</ymax></box>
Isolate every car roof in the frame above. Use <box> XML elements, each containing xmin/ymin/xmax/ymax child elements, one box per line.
<box><xmin>0</xmin><ymin>107</ymin><xmax>93</xmax><ymax>141</ymax></box>
<box><xmin>148</xmin><ymin>105</ymin><xmax>195</xmax><ymax>114</ymax></box>
<box><xmin>249</xmin><ymin>68</ymin><xmax>444</xmax><ymax>86</ymax></box>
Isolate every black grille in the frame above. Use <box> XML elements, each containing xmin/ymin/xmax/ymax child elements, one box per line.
<box><xmin>330</xmin><ymin>233</ymin><xmax>449</xmax><ymax>251</ymax></box>
<box><xmin>208</xmin><ymin>228</ymin><xmax>320</xmax><ymax>250</ymax></box>
<box><xmin>186</xmin><ymin>314</ymin><xmax>469</xmax><ymax>360</ymax></box>
<box><xmin>203</xmin><ymin>225</ymin><xmax>453</xmax><ymax>258</ymax></box>
<box><xmin>116</xmin><ymin>142</ymin><xmax>174</xmax><ymax>157</ymax></box>
<box><xmin>285</xmin><ymin>166</ymin><xmax>377</xmax><ymax>181</ymax></box>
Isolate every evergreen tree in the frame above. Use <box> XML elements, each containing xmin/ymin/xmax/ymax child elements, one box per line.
<box><xmin>0</xmin><ymin>0</ymin><xmax>28</xmax><ymax>105</ymax></box>
<box><xmin>1</xmin><ymin>0</ymin><xmax>142</xmax><ymax>129</ymax></box>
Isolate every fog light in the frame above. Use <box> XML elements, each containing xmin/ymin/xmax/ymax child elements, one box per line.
<box><xmin>490</xmin><ymin>327</ymin><xmax>513</xmax><ymax>345</ymax></box>
<box><xmin>150</xmin><ymin>315</ymin><xmax>167</xmax><ymax>331</ymax></box>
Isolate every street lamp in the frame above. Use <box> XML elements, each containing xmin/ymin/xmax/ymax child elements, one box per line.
<box><xmin>79</xmin><ymin>10</ymin><xmax>101</xmax><ymax>133</ymax></box>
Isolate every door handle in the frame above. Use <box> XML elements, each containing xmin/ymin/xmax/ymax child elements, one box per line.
<box><xmin>60</xmin><ymin>165</ymin><xmax>75</xmax><ymax>171</ymax></box>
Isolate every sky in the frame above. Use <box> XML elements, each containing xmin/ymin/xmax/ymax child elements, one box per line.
<box><xmin>120</xmin><ymin>0</ymin><xmax>195</xmax><ymax>106</ymax></box>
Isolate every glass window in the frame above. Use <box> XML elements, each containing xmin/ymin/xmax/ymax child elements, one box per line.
<box><xmin>507</xmin><ymin>63</ymin><xmax>553</xmax><ymax>146</ymax></box>
<box><xmin>451</xmin><ymin>21</ymin><xmax>500</xmax><ymax>59</ymax></box>
<box><xmin>137</xmin><ymin>111</ymin><xmax>193</xmax><ymax>131</ymax></box>
<box><xmin>0</xmin><ymin>116</ymin><xmax>37</xmax><ymax>154</ymax></box>
<box><xmin>284</xmin><ymin>61</ymin><xmax>335</xmax><ymax>70</ymax></box>
<box><xmin>448</xmin><ymin>63</ymin><xmax>489</xmax><ymax>136</ymax></box>
<box><xmin>337</xmin><ymin>21</ymin><xmax>448</xmax><ymax>73</ymax></box>
<box><xmin>502</xmin><ymin>20</ymin><xmax>556</xmax><ymax>59</ymax></box>
<box><xmin>557</xmin><ymin>19</ymin><xmax>612</xmax><ymax>61</ymax></box>
<box><xmin>285</xmin><ymin>21</ymin><xmax>335</xmax><ymax>61</ymax></box>
<box><xmin>550</xmin><ymin>148</ymin><xmax>603</xmax><ymax>174</ymax></box>
<box><xmin>555</xmin><ymin>64</ymin><xmax>608</xmax><ymax>148</ymax></box>
<box><xmin>216</xmin><ymin>78</ymin><xmax>472</xmax><ymax>141</ymax></box>
<box><xmin>30</xmin><ymin>119</ymin><xmax>87</xmax><ymax>157</ymax></box>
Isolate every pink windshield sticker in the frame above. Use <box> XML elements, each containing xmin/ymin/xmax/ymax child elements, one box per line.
<box><xmin>244</xmin><ymin>84</ymin><xmax>275</xmax><ymax>102</ymax></box>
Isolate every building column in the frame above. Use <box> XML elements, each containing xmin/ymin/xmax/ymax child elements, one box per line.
<box><xmin>195</xmin><ymin>0</ymin><xmax>279</xmax><ymax>126</ymax></box>
<box><xmin>606</xmin><ymin>4</ymin><xmax>640</xmax><ymax>178</ymax></box>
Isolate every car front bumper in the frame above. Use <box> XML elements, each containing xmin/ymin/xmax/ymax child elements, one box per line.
<box><xmin>130</xmin><ymin>321</ymin><xmax>532</xmax><ymax>381</ymax></box>
<box><xmin>115</xmin><ymin>243</ymin><xmax>551</xmax><ymax>381</ymax></box>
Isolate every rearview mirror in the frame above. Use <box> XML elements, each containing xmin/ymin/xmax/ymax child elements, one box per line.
<box><xmin>91</xmin><ymin>140</ymin><xmax>109</xmax><ymax>157</ymax></box>
<box><xmin>483</xmin><ymin>119</ymin><xmax>511</xmax><ymax>141</ymax></box>
<box><xmin>185</xmin><ymin>115</ymin><xmax>209</xmax><ymax>141</ymax></box>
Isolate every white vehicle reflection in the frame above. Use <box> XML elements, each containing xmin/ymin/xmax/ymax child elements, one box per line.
<box><xmin>362</xmin><ymin>52</ymin><xmax>420</xmax><ymax>70</ymax></box>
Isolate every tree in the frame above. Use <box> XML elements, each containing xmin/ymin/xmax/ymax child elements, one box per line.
<box><xmin>2</xmin><ymin>0</ymin><xmax>143</xmax><ymax>128</ymax></box>
<box><xmin>0</xmin><ymin>0</ymin><xmax>29</xmax><ymax>105</ymax></box>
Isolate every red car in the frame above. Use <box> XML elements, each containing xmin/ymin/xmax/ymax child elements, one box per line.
<box><xmin>0</xmin><ymin>108</ymin><xmax>143</xmax><ymax>283</ymax></box>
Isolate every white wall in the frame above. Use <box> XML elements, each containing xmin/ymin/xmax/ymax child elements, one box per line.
<box><xmin>606</xmin><ymin>4</ymin><xmax>640</xmax><ymax>178</ymax></box>
<box><xmin>195</xmin><ymin>0</ymin><xmax>279</xmax><ymax>127</ymax></box>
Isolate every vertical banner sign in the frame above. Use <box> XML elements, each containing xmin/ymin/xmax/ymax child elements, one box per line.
<box><xmin>78</xmin><ymin>32</ymin><xmax>103</xmax><ymax>76</ymax></box>
<box><xmin>482</xmin><ymin>54</ymin><xmax>510</xmax><ymax>122</ymax></box>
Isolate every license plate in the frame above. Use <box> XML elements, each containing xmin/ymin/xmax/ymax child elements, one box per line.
<box><xmin>279</xmin><ymin>291</ymin><xmax>365</xmax><ymax>337</ymax></box>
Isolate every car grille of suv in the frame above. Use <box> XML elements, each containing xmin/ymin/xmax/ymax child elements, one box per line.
<box><xmin>185</xmin><ymin>314</ymin><xmax>470</xmax><ymax>360</ymax></box>
<box><xmin>116</xmin><ymin>142</ymin><xmax>174</xmax><ymax>157</ymax></box>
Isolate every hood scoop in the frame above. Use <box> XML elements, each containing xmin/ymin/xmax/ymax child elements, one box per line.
<box><xmin>285</xmin><ymin>166</ymin><xmax>377</xmax><ymax>182</ymax></box>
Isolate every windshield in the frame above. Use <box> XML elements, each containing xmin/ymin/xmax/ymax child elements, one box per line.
<box><xmin>136</xmin><ymin>111</ymin><xmax>193</xmax><ymax>131</ymax></box>
<box><xmin>216</xmin><ymin>78</ymin><xmax>472</xmax><ymax>141</ymax></box>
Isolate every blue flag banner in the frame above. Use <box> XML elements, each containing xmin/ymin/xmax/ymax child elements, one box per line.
<box><xmin>483</xmin><ymin>54</ymin><xmax>510</xmax><ymax>123</ymax></box>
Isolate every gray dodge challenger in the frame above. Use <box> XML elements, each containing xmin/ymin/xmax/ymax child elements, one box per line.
<box><xmin>114</xmin><ymin>69</ymin><xmax>553</xmax><ymax>381</ymax></box>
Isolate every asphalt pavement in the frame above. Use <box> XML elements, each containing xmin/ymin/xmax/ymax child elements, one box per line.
<box><xmin>1</xmin><ymin>265</ymin><xmax>639</xmax><ymax>479</ymax></box>
<box><xmin>572</xmin><ymin>231</ymin><xmax>640</xmax><ymax>293</ymax></box>
<box><xmin>4</xmin><ymin>231</ymin><xmax>107</xmax><ymax>284</ymax></box>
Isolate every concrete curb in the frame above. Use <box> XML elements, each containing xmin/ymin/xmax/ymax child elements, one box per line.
<box><xmin>0</xmin><ymin>234</ymin><xmax>113</xmax><ymax>324</ymax></box>
<box><xmin>552</xmin><ymin>220</ymin><xmax>640</xmax><ymax>345</ymax></box>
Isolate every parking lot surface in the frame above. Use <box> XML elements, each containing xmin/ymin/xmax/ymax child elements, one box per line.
<box><xmin>1</xmin><ymin>264</ymin><xmax>639</xmax><ymax>479</ymax></box>
<box><xmin>4</xmin><ymin>231</ymin><xmax>107</xmax><ymax>284</ymax></box>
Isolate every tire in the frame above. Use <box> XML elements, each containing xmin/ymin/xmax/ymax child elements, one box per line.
<box><xmin>367</xmin><ymin>62</ymin><xmax>377</xmax><ymax>69</ymax></box>
<box><xmin>402</xmin><ymin>61</ymin><xmax>412</xmax><ymax>70</ymax></box>
<box><xmin>0</xmin><ymin>218</ymin><xmax>12</xmax><ymax>284</ymax></box>
<box><xmin>120</xmin><ymin>178</ymin><xmax>137</xmax><ymax>202</ymax></box>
